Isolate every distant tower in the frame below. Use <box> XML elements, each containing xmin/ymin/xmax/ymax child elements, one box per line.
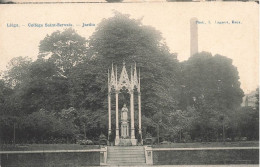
<box><xmin>190</xmin><ymin>17</ymin><xmax>198</xmax><ymax>56</ymax></box>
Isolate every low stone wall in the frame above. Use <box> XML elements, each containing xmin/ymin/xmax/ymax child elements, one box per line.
<box><xmin>152</xmin><ymin>147</ymin><xmax>259</xmax><ymax>165</ymax></box>
<box><xmin>1</xmin><ymin>150</ymin><xmax>100</xmax><ymax>167</ymax></box>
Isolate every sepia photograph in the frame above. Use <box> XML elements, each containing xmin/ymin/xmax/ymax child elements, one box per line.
<box><xmin>0</xmin><ymin>2</ymin><xmax>259</xmax><ymax>166</ymax></box>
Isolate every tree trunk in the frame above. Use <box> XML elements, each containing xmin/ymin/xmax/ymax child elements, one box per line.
<box><xmin>83</xmin><ymin>124</ymin><xmax>86</xmax><ymax>139</ymax></box>
<box><xmin>13</xmin><ymin>123</ymin><xmax>16</xmax><ymax>145</ymax></box>
<box><xmin>157</xmin><ymin>124</ymin><xmax>160</xmax><ymax>144</ymax></box>
<box><xmin>179</xmin><ymin>129</ymin><xmax>182</xmax><ymax>142</ymax></box>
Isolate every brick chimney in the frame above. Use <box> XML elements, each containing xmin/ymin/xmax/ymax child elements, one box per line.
<box><xmin>190</xmin><ymin>17</ymin><xmax>198</xmax><ymax>56</ymax></box>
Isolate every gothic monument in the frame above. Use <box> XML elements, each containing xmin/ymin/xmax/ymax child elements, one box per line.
<box><xmin>108</xmin><ymin>62</ymin><xmax>142</xmax><ymax>146</ymax></box>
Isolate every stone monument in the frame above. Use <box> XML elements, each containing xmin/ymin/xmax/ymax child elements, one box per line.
<box><xmin>107</xmin><ymin>61</ymin><xmax>142</xmax><ymax>146</ymax></box>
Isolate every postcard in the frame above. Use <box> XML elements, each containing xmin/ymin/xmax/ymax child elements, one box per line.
<box><xmin>0</xmin><ymin>2</ymin><xmax>259</xmax><ymax>166</ymax></box>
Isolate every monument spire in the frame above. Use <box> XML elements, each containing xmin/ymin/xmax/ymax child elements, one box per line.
<box><xmin>110</xmin><ymin>64</ymin><xmax>116</xmax><ymax>90</ymax></box>
<box><xmin>118</xmin><ymin>61</ymin><xmax>131</xmax><ymax>91</ymax></box>
<box><xmin>108</xmin><ymin>69</ymin><xmax>110</xmax><ymax>91</ymax></box>
<box><xmin>132</xmin><ymin>62</ymin><xmax>138</xmax><ymax>89</ymax></box>
<box><xmin>131</xmin><ymin>65</ymin><xmax>133</xmax><ymax>89</ymax></box>
<box><xmin>115</xmin><ymin>65</ymin><xmax>118</xmax><ymax>90</ymax></box>
<box><xmin>138</xmin><ymin>68</ymin><xmax>141</xmax><ymax>92</ymax></box>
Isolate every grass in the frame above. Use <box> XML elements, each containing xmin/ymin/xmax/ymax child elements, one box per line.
<box><xmin>0</xmin><ymin>144</ymin><xmax>100</xmax><ymax>151</ymax></box>
<box><xmin>152</xmin><ymin>141</ymin><xmax>259</xmax><ymax>148</ymax></box>
<box><xmin>153</xmin><ymin>148</ymin><xmax>259</xmax><ymax>165</ymax></box>
<box><xmin>1</xmin><ymin>141</ymin><xmax>258</xmax><ymax>151</ymax></box>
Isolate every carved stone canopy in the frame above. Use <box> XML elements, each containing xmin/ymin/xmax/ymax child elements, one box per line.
<box><xmin>118</xmin><ymin>62</ymin><xmax>131</xmax><ymax>91</ymax></box>
<box><xmin>108</xmin><ymin>61</ymin><xmax>140</xmax><ymax>94</ymax></box>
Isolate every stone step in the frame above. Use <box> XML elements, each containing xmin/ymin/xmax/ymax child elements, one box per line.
<box><xmin>108</xmin><ymin>157</ymin><xmax>145</xmax><ymax>160</ymax></box>
<box><xmin>108</xmin><ymin>155</ymin><xmax>145</xmax><ymax>158</ymax></box>
<box><xmin>108</xmin><ymin>153</ymin><xmax>145</xmax><ymax>156</ymax></box>
<box><xmin>108</xmin><ymin>156</ymin><xmax>145</xmax><ymax>159</ymax></box>
<box><xmin>108</xmin><ymin>148</ymin><xmax>144</xmax><ymax>151</ymax></box>
<box><xmin>107</xmin><ymin>162</ymin><xmax>146</xmax><ymax>165</ymax></box>
<box><xmin>108</xmin><ymin>158</ymin><xmax>145</xmax><ymax>160</ymax></box>
<box><xmin>107</xmin><ymin>164</ymin><xmax>147</xmax><ymax>166</ymax></box>
<box><xmin>108</xmin><ymin>146</ymin><xmax>143</xmax><ymax>148</ymax></box>
<box><xmin>108</xmin><ymin>154</ymin><xmax>144</xmax><ymax>157</ymax></box>
<box><xmin>108</xmin><ymin>154</ymin><xmax>145</xmax><ymax>157</ymax></box>
<box><xmin>108</xmin><ymin>150</ymin><xmax>144</xmax><ymax>152</ymax></box>
<box><xmin>108</xmin><ymin>158</ymin><xmax>145</xmax><ymax>161</ymax></box>
<box><xmin>107</xmin><ymin>148</ymin><xmax>144</xmax><ymax>151</ymax></box>
<box><xmin>108</xmin><ymin>159</ymin><xmax>145</xmax><ymax>161</ymax></box>
<box><xmin>107</xmin><ymin>160</ymin><xmax>145</xmax><ymax>163</ymax></box>
<box><xmin>108</xmin><ymin>154</ymin><xmax>144</xmax><ymax>156</ymax></box>
<box><xmin>107</xmin><ymin>162</ymin><xmax>146</xmax><ymax>164</ymax></box>
<box><xmin>108</xmin><ymin>149</ymin><xmax>144</xmax><ymax>151</ymax></box>
<box><xmin>108</xmin><ymin>151</ymin><xmax>144</xmax><ymax>154</ymax></box>
<box><xmin>108</xmin><ymin>151</ymin><xmax>143</xmax><ymax>154</ymax></box>
<box><xmin>107</xmin><ymin>163</ymin><xmax>147</xmax><ymax>166</ymax></box>
<box><xmin>107</xmin><ymin>159</ymin><xmax>145</xmax><ymax>162</ymax></box>
<box><xmin>108</xmin><ymin>151</ymin><xmax>144</xmax><ymax>153</ymax></box>
<box><xmin>107</xmin><ymin>146</ymin><xmax>146</xmax><ymax>165</ymax></box>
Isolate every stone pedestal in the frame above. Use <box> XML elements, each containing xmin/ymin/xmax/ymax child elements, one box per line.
<box><xmin>114</xmin><ymin>138</ymin><xmax>137</xmax><ymax>146</ymax></box>
<box><xmin>121</xmin><ymin>122</ymin><xmax>129</xmax><ymax>138</ymax></box>
<box><xmin>115</xmin><ymin>138</ymin><xmax>120</xmax><ymax>146</ymax></box>
<box><xmin>131</xmin><ymin>139</ymin><xmax>137</xmax><ymax>146</ymax></box>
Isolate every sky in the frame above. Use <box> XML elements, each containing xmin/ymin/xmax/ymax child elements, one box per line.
<box><xmin>2</xmin><ymin>0</ymin><xmax>166</xmax><ymax>2</ymax></box>
<box><xmin>0</xmin><ymin>2</ymin><xmax>258</xmax><ymax>93</ymax></box>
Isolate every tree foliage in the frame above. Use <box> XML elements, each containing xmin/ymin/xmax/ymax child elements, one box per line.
<box><xmin>1</xmin><ymin>13</ymin><xmax>255</xmax><ymax>144</ymax></box>
<box><xmin>181</xmin><ymin>52</ymin><xmax>244</xmax><ymax>112</ymax></box>
<box><xmin>178</xmin><ymin>52</ymin><xmax>245</xmax><ymax>141</ymax></box>
<box><xmin>4</xmin><ymin>56</ymin><xmax>32</xmax><ymax>88</ymax></box>
<box><xmin>38</xmin><ymin>28</ymin><xmax>87</xmax><ymax>77</ymax></box>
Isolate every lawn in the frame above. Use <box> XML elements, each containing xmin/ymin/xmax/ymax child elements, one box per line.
<box><xmin>1</xmin><ymin>141</ymin><xmax>258</xmax><ymax>151</ymax></box>
<box><xmin>0</xmin><ymin>144</ymin><xmax>100</xmax><ymax>151</ymax></box>
<box><xmin>152</xmin><ymin>141</ymin><xmax>259</xmax><ymax>148</ymax></box>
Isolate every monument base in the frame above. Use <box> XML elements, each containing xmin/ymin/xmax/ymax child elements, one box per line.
<box><xmin>114</xmin><ymin>138</ymin><xmax>137</xmax><ymax>146</ymax></box>
<box><xmin>131</xmin><ymin>139</ymin><xmax>137</xmax><ymax>146</ymax></box>
<box><xmin>115</xmin><ymin>138</ymin><xmax>120</xmax><ymax>146</ymax></box>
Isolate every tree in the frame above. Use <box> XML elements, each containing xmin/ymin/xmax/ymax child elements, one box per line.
<box><xmin>15</xmin><ymin>59</ymin><xmax>70</xmax><ymax>114</ymax></box>
<box><xmin>1</xmin><ymin>29</ymin><xmax>88</xmax><ymax>143</ymax></box>
<box><xmin>167</xmin><ymin>107</ymin><xmax>198</xmax><ymax>142</ymax></box>
<box><xmin>181</xmin><ymin>52</ymin><xmax>244</xmax><ymax>111</ymax></box>
<box><xmin>38</xmin><ymin>28</ymin><xmax>88</xmax><ymax>77</ymax></box>
<box><xmin>20</xmin><ymin>108</ymin><xmax>79</xmax><ymax>143</ymax></box>
<box><xmin>4</xmin><ymin>56</ymin><xmax>32</xmax><ymax>88</ymax></box>
<box><xmin>0</xmin><ymin>80</ymin><xmax>13</xmax><ymax>115</ymax></box>
<box><xmin>228</xmin><ymin>106</ymin><xmax>259</xmax><ymax>140</ymax></box>
<box><xmin>0</xmin><ymin>80</ymin><xmax>16</xmax><ymax>144</ymax></box>
<box><xmin>1</xmin><ymin>57</ymin><xmax>33</xmax><ymax>143</ymax></box>
<box><xmin>180</xmin><ymin>52</ymin><xmax>244</xmax><ymax>141</ymax></box>
<box><xmin>255</xmin><ymin>87</ymin><xmax>259</xmax><ymax>111</ymax></box>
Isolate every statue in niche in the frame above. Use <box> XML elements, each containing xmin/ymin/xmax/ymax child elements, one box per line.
<box><xmin>121</xmin><ymin>104</ymin><xmax>128</xmax><ymax>121</ymax></box>
<box><xmin>121</xmin><ymin>104</ymin><xmax>129</xmax><ymax>138</ymax></box>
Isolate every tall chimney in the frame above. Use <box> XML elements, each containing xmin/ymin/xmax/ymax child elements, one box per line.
<box><xmin>190</xmin><ymin>17</ymin><xmax>198</xmax><ymax>56</ymax></box>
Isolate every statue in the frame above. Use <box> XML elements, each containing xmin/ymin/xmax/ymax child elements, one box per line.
<box><xmin>121</xmin><ymin>104</ymin><xmax>128</xmax><ymax>121</ymax></box>
<box><xmin>121</xmin><ymin>104</ymin><xmax>129</xmax><ymax>138</ymax></box>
